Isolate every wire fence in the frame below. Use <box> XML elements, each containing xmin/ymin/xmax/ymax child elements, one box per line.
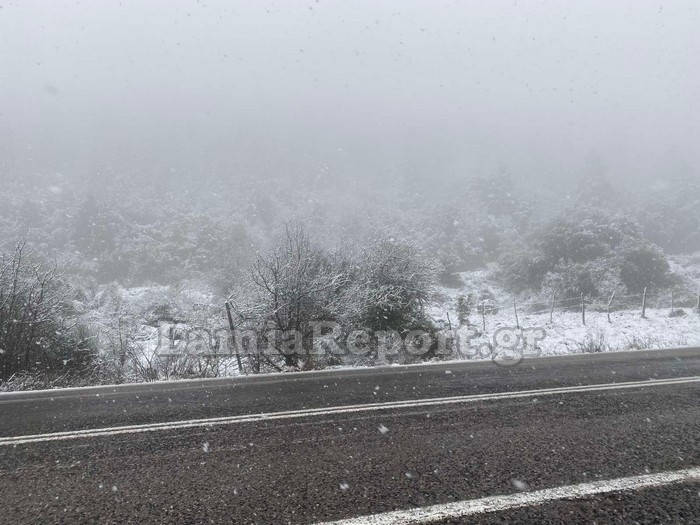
<box><xmin>461</xmin><ymin>287</ymin><xmax>700</xmax><ymax>330</ymax></box>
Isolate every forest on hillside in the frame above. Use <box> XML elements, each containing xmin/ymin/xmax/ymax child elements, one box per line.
<box><xmin>1</xmin><ymin>168</ymin><xmax>699</xmax><ymax>388</ymax></box>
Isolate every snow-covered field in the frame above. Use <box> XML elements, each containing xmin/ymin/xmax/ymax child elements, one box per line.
<box><xmin>101</xmin><ymin>260</ymin><xmax>700</xmax><ymax>371</ymax></box>
<box><xmin>5</xmin><ymin>258</ymin><xmax>692</xmax><ymax>392</ymax></box>
<box><xmin>450</xmin><ymin>307</ymin><xmax>700</xmax><ymax>359</ymax></box>
<box><xmin>431</xmin><ymin>259</ymin><xmax>700</xmax><ymax>361</ymax></box>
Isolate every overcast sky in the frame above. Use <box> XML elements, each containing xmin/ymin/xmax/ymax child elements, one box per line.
<box><xmin>1</xmin><ymin>0</ymin><xmax>698</xmax><ymax>189</ymax></box>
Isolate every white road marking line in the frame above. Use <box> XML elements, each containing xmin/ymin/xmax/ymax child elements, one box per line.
<box><xmin>1</xmin><ymin>376</ymin><xmax>698</xmax><ymax>446</ymax></box>
<box><xmin>314</xmin><ymin>467</ymin><xmax>700</xmax><ymax>525</ymax></box>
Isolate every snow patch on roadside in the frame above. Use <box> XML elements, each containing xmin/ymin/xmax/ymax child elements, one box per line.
<box><xmin>432</xmin><ymin>260</ymin><xmax>700</xmax><ymax>358</ymax></box>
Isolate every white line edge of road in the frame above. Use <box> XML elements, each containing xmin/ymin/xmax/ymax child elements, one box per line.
<box><xmin>2</xmin><ymin>375</ymin><xmax>699</xmax><ymax>446</ymax></box>
<box><xmin>312</xmin><ymin>467</ymin><xmax>700</xmax><ymax>525</ymax></box>
<box><xmin>1</xmin><ymin>346</ymin><xmax>694</xmax><ymax>397</ymax></box>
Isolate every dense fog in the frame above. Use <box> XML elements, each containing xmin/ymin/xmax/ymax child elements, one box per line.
<box><xmin>3</xmin><ymin>1</ymin><xmax>699</xmax><ymax>188</ymax></box>
<box><xmin>1</xmin><ymin>1</ymin><xmax>699</xmax><ymax>387</ymax></box>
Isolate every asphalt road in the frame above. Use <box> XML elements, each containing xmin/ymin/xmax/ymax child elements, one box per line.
<box><xmin>1</xmin><ymin>348</ymin><xmax>699</xmax><ymax>524</ymax></box>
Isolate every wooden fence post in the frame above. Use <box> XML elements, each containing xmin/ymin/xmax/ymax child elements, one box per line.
<box><xmin>696</xmin><ymin>290</ymin><xmax>700</xmax><ymax>315</ymax></box>
<box><xmin>513</xmin><ymin>301</ymin><xmax>520</xmax><ymax>329</ymax></box>
<box><xmin>607</xmin><ymin>292</ymin><xmax>616</xmax><ymax>324</ymax></box>
<box><xmin>225</xmin><ymin>301</ymin><xmax>244</xmax><ymax>375</ymax></box>
<box><xmin>581</xmin><ymin>293</ymin><xmax>586</xmax><ymax>326</ymax></box>
<box><xmin>670</xmin><ymin>291</ymin><xmax>675</xmax><ymax>315</ymax></box>
<box><xmin>550</xmin><ymin>294</ymin><xmax>555</xmax><ymax>324</ymax></box>
<box><xmin>481</xmin><ymin>301</ymin><xmax>487</xmax><ymax>333</ymax></box>
<box><xmin>641</xmin><ymin>287</ymin><xmax>648</xmax><ymax>319</ymax></box>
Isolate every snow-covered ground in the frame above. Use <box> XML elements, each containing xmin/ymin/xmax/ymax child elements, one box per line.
<box><xmin>97</xmin><ymin>261</ymin><xmax>700</xmax><ymax>371</ymax></box>
<box><xmin>36</xmin><ymin>258</ymin><xmax>692</xmax><ymax>390</ymax></box>
<box><xmin>431</xmin><ymin>260</ymin><xmax>700</xmax><ymax>360</ymax></box>
<box><xmin>455</xmin><ymin>307</ymin><xmax>700</xmax><ymax>358</ymax></box>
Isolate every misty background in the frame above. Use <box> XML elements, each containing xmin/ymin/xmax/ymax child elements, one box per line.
<box><xmin>2</xmin><ymin>0</ymin><xmax>698</xmax><ymax>191</ymax></box>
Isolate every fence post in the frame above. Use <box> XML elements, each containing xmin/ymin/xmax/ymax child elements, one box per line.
<box><xmin>696</xmin><ymin>290</ymin><xmax>700</xmax><ymax>315</ymax></box>
<box><xmin>670</xmin><ymin>291</ymin><xmax>675</xmax><ymax>315</ymax></box>
<box><xmin>513</xmin><ymin>301</ymin><xmax>520</xmax><ymax>329</ymax></box>
<box><xmin>225</xmin><ymin>301</ymin><xmax>244</xmax><ymax>375</ymax></box>
<box><xmin>550</xmin><ymin>294</ymin><xmax>555</xmax><ymax>324</ymax></box>
<box><xmin>607</xmin><ymin>292</ymin><xmax>616</xmax><ymax>324</ymax></box>
<box><xmin>641</xmin><ymin>287</ymin><xmax>647</xmax><ymax>319</ymax></box>
<box><xmin>581</xmin><ymin>293</ymin><xmax>586</xmax><ymax>326</ymax></box>
<box><xmin>481</xmin><ymin>301</ymin><xmax>487</xmax><ymax>333</ymax></box>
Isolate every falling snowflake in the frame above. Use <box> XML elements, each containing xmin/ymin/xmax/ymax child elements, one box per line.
<box><xmin>378</xmin><ymin>424</ymin><xmax>389</xmax><ymax>434</ymax></box>
<box><xmin>511</xmin><ymin>479</ymin><xmax>528</xmax><ymax>491</ymax></box>
<box><xmin>339</xmin><ymin>483</ymin><xmax>350</xmax><ymax>491</ymax></box>
<box><xmin>202</xmin><ymin>441</ymin><xmax>210</xmax><ymax>453</ymax></box>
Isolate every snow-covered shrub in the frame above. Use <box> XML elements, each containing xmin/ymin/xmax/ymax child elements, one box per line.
<box><xmin>618</xmin><ymin>238</ymin><xmax>670</xmax><ymax>294</ymax></box>
<box><xmin>0</xmin><ymin>243</ymin><xmax>84</xmax><ymax>382</ymax></box>
<box><xmin>230</xmin><ymin>222</ymin><xmax>350</xmax><ymax>371</ymax></box>
<box><xmin>497</xmin><ymin>207</ymin><xmax>671</xmax><ymax>299</ymax></box>
<box><xmin>456</xmin><ymin>294</ymin><xmax>473</xmax><ymax>326</ymax></box>
<box><xmin>496</xmin><ymin>241</ymin><xmax>551</xmax><ymax>293</ymax></box>
<box><xmin>346</xmin><ymin>238</ymin><xmax>438</xmax><ymax>333</ymax></box>
<box><xmin>541</xmin><ymin>262</ymin><xmax>604</xmax><ymax>301</ymax></box>
<box><xmin>230</xmin><ymin>225</ymin><xmax>440</xmax><ymax>371</ymax></box>
<box><xmin>575</xmin><ymin>331</ymin><xmax>609</xmax><ymax>353</ymax></box>
<box><xmin>624</xmin><ymin>334</ymin><xmax>661</xmax><ymax>351</ymax></box>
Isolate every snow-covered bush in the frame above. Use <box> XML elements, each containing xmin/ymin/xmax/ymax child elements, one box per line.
<box><xmin>575</xmin><ymin>331</ymin><xmax>610</xmax><ymax>354</ymax></box>
<box><xmin>346</xmin><ymin>238</ymin><xmax>438</xmax><ymax>333</ymax></box>
<box><xmin>456</xmin><ymin>294</ymin><xmax>473</xmax><ymax>326</ymax></box>
<box><xmin>0</xmin><ymin>243</ymin><xmax>81</xmax><ymax>381</ymax></box>
<box><xmin>617</xmin><ymin>238</ymin><xmax>670</xmax><ymax>293</ymax></box>
<box><xmin>229</xmin><ymin>225</ymin><xmax>440</xmax><ymax>371</ymax></box>
<box><xmin>497</xmin><ymin>207</ymin><xmax>671</xmax><ymax>299</ymax></box>
<box><xmin>230</xmin><ymin>223</ymin><xmax>350</xmax><ymax>371</ymax></box>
